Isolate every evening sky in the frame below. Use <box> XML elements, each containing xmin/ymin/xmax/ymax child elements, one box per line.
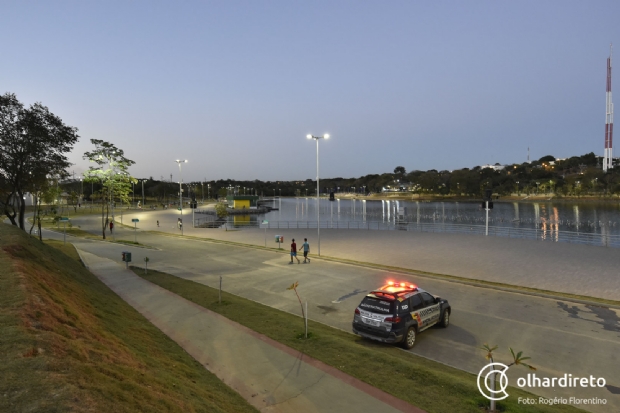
<box><xmin>2</xmin><ymin>1</ymin><xmax>619</xmax><ymax>181</ymax></box>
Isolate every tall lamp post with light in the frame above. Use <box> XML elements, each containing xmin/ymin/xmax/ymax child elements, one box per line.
<box><xmin>138</xmin><ymin>179</ymin><xmax>146</xmax><ymax>207</ymax></box>
<box><xmin>175</xmin><ymin>159</ymin><xmax>188</xmax><ymax>235</ymax></box>
<box><xmin>307</xmin><ymin>133</ymin><xmax>329</xmax><ymax>256</ymax></box>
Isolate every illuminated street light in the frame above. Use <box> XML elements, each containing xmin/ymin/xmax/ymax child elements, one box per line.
<box><xmin>139</xmin><ymin>179</ymin><xmax>146</xmax><ymax>207</ymax></box>
<box><xmin>175</xmin><ymin>159</ymin><xmax>188</xmax><ymax>235</ymax></box>
<box><xmin>306</xmin><ymin>133</ymin><xmax>329</xmax><ymax>255</ymax></box>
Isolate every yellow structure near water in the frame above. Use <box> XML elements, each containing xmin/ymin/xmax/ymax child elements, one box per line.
<box><xmin>232</xmin><ymin>199</ymin><xmax>250</xmax><ymax>209</ymax></box>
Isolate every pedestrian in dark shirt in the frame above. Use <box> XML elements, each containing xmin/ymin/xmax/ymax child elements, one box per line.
<box><xmin>290</xmin><ymin>238</ymin><xmax>300</xmax><ymax>264</ymax></box>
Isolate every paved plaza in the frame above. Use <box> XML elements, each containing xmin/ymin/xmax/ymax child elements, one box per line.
<box><xmin>121</xmin><ymin>208</ymin><xmax>620</xmax><ymax>301</ymax></box>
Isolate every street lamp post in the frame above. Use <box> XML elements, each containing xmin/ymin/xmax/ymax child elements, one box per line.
<box><xmin>307</xmin><ymin>133</ymin><xmax>329</xmax><ymax>256</ymax></box>
<box><xmin>140</xmin><ymin>179</ymin><xmax>145</xmax><ymax>207</ymax></box>
<box><xmin>175</xmin><ymin>159</ymin><xmax>188</xmax><ymax>235</ymax></box>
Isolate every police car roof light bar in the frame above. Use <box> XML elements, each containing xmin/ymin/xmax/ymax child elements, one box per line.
<box><xmin>370</xmin><ymin>288</ymin><xmax>418</xmax><ymax>299</ymax></box>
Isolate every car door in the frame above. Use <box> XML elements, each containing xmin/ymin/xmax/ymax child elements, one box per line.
<box><xmin>408</xmin><ymin>293</ymin><xmax>425</xmax><ymax>329</ymax></box>
<box><xmin>417</xmin><ymin>292</ymin><xmax>441</xmax><ymax>330</ymax></box>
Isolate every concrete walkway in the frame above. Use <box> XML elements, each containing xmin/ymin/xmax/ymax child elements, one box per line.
<box><xmin>69</xmin><ymin>207</ymin><xmax>620</xmax><ymax>301</ymax></box>
<box><xmin>206</xmin><ymin>228</ymin><xmax>620</xmax><ymax>301</ymax></box>
<box><xmin>76</xmin><ymin>249</ymin><xmax>421</xmax><ymax>413</ymax></box>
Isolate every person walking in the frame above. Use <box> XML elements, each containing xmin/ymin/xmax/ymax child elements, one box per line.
<box><xmin>302</xmin><ymin>238</ymin><xmax>310</xmax><ymax>263</ymax></box>
<box><xmin>109</xmin><ymin>221</ymin><xmax>114</xmax><ymax>234</ymax></box>
<box><xmin>157</xmin><ymin>220</ymin><xmax>160</xmax><ymax>227</ymax></box>
<box><xmin>290</xmin><ymin>238</ymin><xmax>300</xmax><ymax>264</ymax></box>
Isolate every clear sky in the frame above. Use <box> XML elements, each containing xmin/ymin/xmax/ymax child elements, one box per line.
<box><xmin>2</xmin><ymin>1</ymin><xmax>619</xmax><ymax>182</ymax></box>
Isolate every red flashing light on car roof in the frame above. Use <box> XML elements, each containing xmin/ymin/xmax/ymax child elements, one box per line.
<box><xmin>386</xmin><ymin>280</ymin><xmax>417</xmax><ymax>289</ymax></box>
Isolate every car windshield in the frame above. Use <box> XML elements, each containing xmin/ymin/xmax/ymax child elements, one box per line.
<box><xmin>359</xmin><ymin>296</ymin><xmax>394</xmax><ymax>314</ymax></box>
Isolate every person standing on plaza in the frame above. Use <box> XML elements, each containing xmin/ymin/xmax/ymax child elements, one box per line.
<box><xmin>302</xmin><ymin>238</ymin><xmax>310</xmax><ymax>263</ymax></box>
<box><xmin>290</xmin><ymin>238</ymin><xmax>300</xmax><ymax>264</ymax></box>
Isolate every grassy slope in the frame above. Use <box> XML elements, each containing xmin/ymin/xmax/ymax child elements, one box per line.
<box><xmin>131</xmin><ymin>267</ymin><xmax>588</xmax><ymax>413</ymax></box>
<box><xmin>0</xmin><ymin>223</ymin><xmax>258</xmax><ymax>413</ymax></box>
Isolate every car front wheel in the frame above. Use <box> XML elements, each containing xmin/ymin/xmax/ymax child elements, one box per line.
<box><xmin>402</xmin><ymin>326</ymin><xmax>416</xmax><ymax>349</ymax></box>
<box><xmin>439</xmin><ymin>310</ymin><xmax>450</xmax><ymax>328</ymax></box>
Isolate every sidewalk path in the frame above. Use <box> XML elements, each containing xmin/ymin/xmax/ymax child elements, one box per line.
<box><xmin>68</xmin><ymin>208</ymin><xmax>620</xmax><ymax>301</ymax></box>
<box><xmin>76</xmin><ymin>249</ymin><xmax>421</xmax><ymax>413</ymax></box>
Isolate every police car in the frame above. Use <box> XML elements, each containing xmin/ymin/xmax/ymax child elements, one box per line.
<box><xmin>352</xmin><ymin>281</ymin><xmax>451</xmax><ymax>349</ymax></box>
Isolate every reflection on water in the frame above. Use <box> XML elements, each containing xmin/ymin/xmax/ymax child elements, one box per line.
<box><xmin>226</xmin><ymin>198</ymin><xmax>620</xmax><ymax>237</ymax></box>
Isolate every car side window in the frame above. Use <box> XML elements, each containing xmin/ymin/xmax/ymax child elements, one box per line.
<box><xmin>398</xmin><ymin>298</ymin><xmax>411</xmax><ymax>314</ymax></box>
<box><xmin>420</xmin><ymin>292</ymin><xmax>435</xmax><ymax>307</ymax></box>
<box><xmin>409</xmin><ymin>294</ymin><xmax>423</xmax><ymax>310</ymax></box>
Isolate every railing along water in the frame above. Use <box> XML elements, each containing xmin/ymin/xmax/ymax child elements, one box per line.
<box><xmin>192</xmin><ymin>218</ymin><xmax>620</xmax><ymax>248</ymax></box>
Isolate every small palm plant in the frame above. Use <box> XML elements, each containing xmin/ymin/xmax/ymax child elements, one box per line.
<box><xmin>144</xmin><ymin>256</ymin><xmax>150</xmax><ymax>274</ymax></box>
<box><xmin>481</xmin><ymin>343</ymin><xmax>536</xmax><ymax>412</ymax></box>
<box><xmin>286</xmin><ymin>281</ymin><xmax>308</xmax><ymax>338</ymax></box>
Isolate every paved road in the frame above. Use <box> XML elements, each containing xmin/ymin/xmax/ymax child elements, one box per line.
<box><xmin>51</xmin><ymin>209</ymin><xmax>620</xmax><ymax>412</ymax></box>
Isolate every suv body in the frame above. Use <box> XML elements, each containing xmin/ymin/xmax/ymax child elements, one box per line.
<box><xmin>352</xmin><ymin>282</ymin><xmax>451</xmax><ymax>349</ymax></box>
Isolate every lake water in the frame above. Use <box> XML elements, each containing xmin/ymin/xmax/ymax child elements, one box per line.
<box><xmin>242</xmin><ymin>198</ymin><xmax>620</xmax><ymax>237</ymax></box>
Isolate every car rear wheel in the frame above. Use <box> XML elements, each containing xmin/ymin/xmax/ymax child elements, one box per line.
<box><xmin>402</xmin><ymin>326</ymin><xmax>416</xmax><ymax>349</ymax></box>
<box><xmin>439</xmin><ymin>310</ymin><xmax>450</xmax><ymax>328</ymax></box>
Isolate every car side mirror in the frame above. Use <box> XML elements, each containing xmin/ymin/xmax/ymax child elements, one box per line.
<box><xmin>435</xmin><ymin>296</ymin><xmax>441</xmax><ymax>303</ymax></box>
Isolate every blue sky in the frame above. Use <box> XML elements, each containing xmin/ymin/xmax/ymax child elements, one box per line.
<box><xmin>2</xmin><ymin>1</ymin><xmax>619</xmax><ymax>181</ymax></box>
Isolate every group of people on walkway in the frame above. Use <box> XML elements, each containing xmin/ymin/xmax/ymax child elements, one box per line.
<box><xmin>290</xmin><ymin>238</ymin><xmax>311</xmax><ymax>264</ymax></box>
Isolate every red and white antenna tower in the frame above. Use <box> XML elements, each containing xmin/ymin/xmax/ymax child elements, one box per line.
<box><xmin>604</xmin><ymin>44</ymin><xmax>614</xmax><ymax>171</ymax></box>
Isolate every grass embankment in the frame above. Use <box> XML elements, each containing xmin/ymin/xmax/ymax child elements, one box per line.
<box><xmin>131</xmin><ymin>267</ymin><xmax>587</xmax><ymax>413</ymax></box>
<box><xmin>0</xmin><ymin>223</ymin><xmax>258</xmax><ymax>413</ymax></box>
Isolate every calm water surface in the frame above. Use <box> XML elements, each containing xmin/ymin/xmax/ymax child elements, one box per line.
<box><xmin>235</xmin><ymin>198</ymin><xmax>620</xmax><ymax>236</ymax></box>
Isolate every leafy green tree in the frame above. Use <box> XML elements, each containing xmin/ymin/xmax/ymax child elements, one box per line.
<box><xmin>214</xmin><ymin>202</ymin><xmax>229</xmax><ymax>219</ymax></box>
<box><xmin>68</xmin><ymin>190</ymin><xmax>79</xmax><ymax>213</ymax></box>
<box><xmin>393</xmin><ymin>166</ymin><xmax>406</xmax><ymax>181</ymax></box>
<box><xmin>83</xmin><ymin>139</ymin><xmax>136</xmax><ymax>239</ymax></box>
<box><xmin>28</xmin><ymin>176</ymin><xmax>56</xmax><ymax>240</ymax></box>
<box><xmin>0</xmin><ymin>93</ymin><xmax>78</xmax><ymax>229</ymax></box>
